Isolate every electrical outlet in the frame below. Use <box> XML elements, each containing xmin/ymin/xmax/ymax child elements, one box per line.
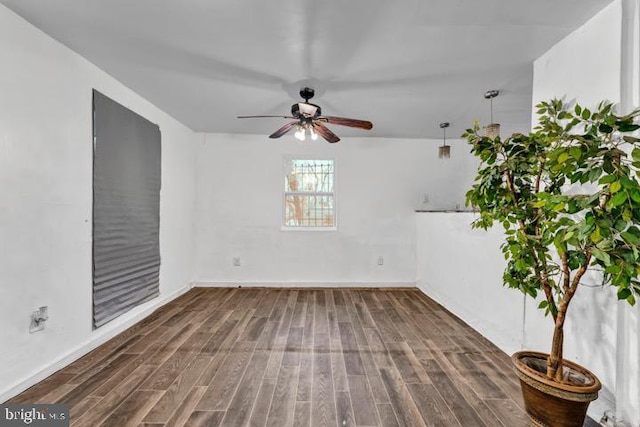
<box><xmin>29</xmin><ymin>306</ymin><xmax>48</xmax><ymax>333</ymax></box>
<box><xmin>233</xmin><ymin>257</ymin><xmax>241</xmax><ymax>267</ymax></box>
<box><xmin>377</xmin><ymin>256</ymin><xmax>384</xmax><ymax>266</ymax></box>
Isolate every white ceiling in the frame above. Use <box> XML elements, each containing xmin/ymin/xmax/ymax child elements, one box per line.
<box><xmin>2</xmin><ymin>0</ymin><xmax>612</xmax><ymax>139</ymax></box>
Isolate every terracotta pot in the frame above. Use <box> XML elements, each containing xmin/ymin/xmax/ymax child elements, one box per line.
<box><xmin>512</xmin><ymin>351</ymin><xmax>601</xmax><ymax>427</ymax></box>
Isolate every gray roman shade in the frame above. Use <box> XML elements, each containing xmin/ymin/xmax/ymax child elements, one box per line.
<box><xmin>92</xmin><ymin>90</ymin><xmax>161</xmax><ymax>328</ymax></box>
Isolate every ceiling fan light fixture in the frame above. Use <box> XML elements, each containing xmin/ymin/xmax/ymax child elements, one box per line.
<box><xmin>483</xmin><ymin>89</ymin><xmax>500</xmax><ymax>139</ymax></box>
<box><xmin>438</xmin><ymin>122</ymin><xmax>451</xmax><ymax>159</ymax></box>
<box><xmin>310</xmin><ymin>127</ymin><xmax>318</xmax><ymax>141</ymax></box>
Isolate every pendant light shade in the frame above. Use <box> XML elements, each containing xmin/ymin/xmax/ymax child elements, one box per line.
<box><xmin>438</xmin><ymin>122</ymin><xmax>450</xmax><ymax>159</ymax></box>
<box><xmin>483</xmin><ymin>90</ymin><xmax>500</xmax><ymax>139</ymax></box>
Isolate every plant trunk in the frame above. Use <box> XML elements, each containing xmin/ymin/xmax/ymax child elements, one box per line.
<box><xmin>547</xmin><ymin>323</ymin><xmax>564</xmax><ymax>381</ymax></box>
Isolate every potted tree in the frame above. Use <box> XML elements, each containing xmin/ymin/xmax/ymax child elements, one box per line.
<box><xmin>464</xmin><ymin>99</ymin><xmax>640</xmax><ymax>427</ymax></box>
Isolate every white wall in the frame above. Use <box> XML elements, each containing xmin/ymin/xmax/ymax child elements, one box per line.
<box><xmin>0</xmin><ymin>5</ymin><xmax>197</xmax><ymax>401</ymax></box>
<box><xmin>193</xmin><ymin>133</ymin><xmax>477</xmax><ymax>285</ymax></box>
<box><xmin>416</xmin><ymin>213</ymin><xmax>526</xmax><ymax>354</ymax></box>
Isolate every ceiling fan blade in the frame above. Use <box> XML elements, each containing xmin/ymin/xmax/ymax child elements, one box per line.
<box><xmin>238</xmin><ymin>115</ymin><xmax>295</xmax><ymax>119</ymax></box>
<box><xmin>321</xmin><ymin>116</ymin><xmax>373</xmax><ymax>130</ymax></box>
<box><xmin>269</xmin><ymin>121</ymin><xmax>299</xmax><ymax>139</ymax></box>
<box><xmin>313</xmin><ymin>122</ymin><xmax>340</xmax><ymax>143</ymax></box>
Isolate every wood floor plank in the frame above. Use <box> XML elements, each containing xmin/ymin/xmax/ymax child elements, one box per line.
<box><xmin>143</xmin><ymin>355</ymin><xmax>212</xmax><ymax>423</ymax></box>
<box><xmin>56</xmin><ymin>353</ymin><xmax>138</xmax><ymax>408</ymax></box>
<box><xmin>266</xmin><ymin>365</ymin><xmax>299</xmax><ymax>427</ymax></box>
<box><xmin>406</xmin><ymin>382</ymin><xmax>461</xmax><ymax>427</ymax></box>
<box><xmin>359</xmin><ymin>350</ymin><xmax>389</xmax><ymax>403</ymax></box>
<box><xmin>255</xmin><ymin>320</ymin><xmax>279</xmax><ymax>351</ymax></box>
<box><xmin>220</xmin><ymin>349</ymin><xmax>271</xmax><ymax>427</ymax></box>
<box><xmin>140</xmin><ymin>331</ymin><xmax>211</xmax><ymax>391</ymax></box>
<box><xmin>386</xmin><ymin>342</ymin><xmax>431</xmax><ymax>384</ymax></box>
<box><xmin>184</xmin><ymin>410</ymin><xmax>225</xmax><ymax>427</ymax></box>
<box><xmin>377</xmin><ymin>403</ymin><xmax>400</xmax><ymax>427</ymax></box>
<box><xmin>421</xmin><ymin>359</ymin><xmax>489</xmax><ymax>427</ymax></box>
<box><xmin>296</xmin><ymin>350</ymin><xmax>313</xmax><ymax>401</ymax></box>
<box><xmin>369</xmin><ymin>310</ymin><xmax>404</xmax><ymax>343</ymax></box>
<box><xmin>293</xmin><ymin>401</ymin><xmax>311</xmax><ymax>427</ymax></box>
<box><xmin>338</xmin><ymin>322</ymin><xmax>365</xmax><ymax>376</ymax></box>
<box><xmin>364</xmin><ymin>328</ymin><xmax>395</xmax><ymax>370</ymax></box>
<box><xmin>240</xmin><ymin>316</ymin><xmax>268</xmax><ymax>342</ymax></box>
<box><xmin>125</xmin><ymin>326</ymin><xmax>171</xmax><ymax>354</ymax></box>
<box><xmin>335</xmin><ymin>391</ymin><xmax>356</xmax><ymax>427</ymax></box>
<box><xmin>314</xmin><ymin>290</ymin><xmax>329</xmax><ymax>335</ymax></box>
<box><xmin>311</xmin><ymin>350</ymin><xmax>337</xmax><ymax>427</ymax></box>
<box><xmin>11</xmin><ymin>289</ymin><xmax>530</xmax><ymax>427</ymax></box>
<box><xmin>379</xmin><ymin>367</ymin><xmax>427</xmax><ymax>427</ymax></box>
<box><xmin>100</xmin><ymin>390</ymin><xmax>163</xmax><ymax>427</ymax></box>
<box><xmin>485</xmin><ymin>398</ymin><xmax>530</xmax><ymax>427</ymax></box>
<box><xmin>69</xmin><ymin>397</ymin><xmax>101</xmax><ymax>423</ymax></box>
<box><xmin>196</xmin><ymin>340</ymin><xmax>256</xmax><ymax>411</ymax></box>
<box><xmin>165</xmin><ymin>386</ymin><xmax>207</xmax><ymax>427</ymax></box>
<box><xmin>347</xmin><ymin>375</ymin><xmax>379</xmax><ymax>426</ymax></box>
<box><xmin>330</xmin><ymin>340</ymin><xmax>349</xmax><ymax>393</ymax></box>
<box><xmin>282</xmin><ymin>327</ymin><xmax>304</xmax><ymax>367</ymax></box>
<box><xmin>248</xmin><ymin>378</ymin><xmax>276</xmax><ymax>427</ymax></box>
<box><xmin>72</xmin><ymin>364</ymin><xmax>157</xmax><ymax>427</ymax></box>
<box><xmin>145</xmin><ymin>323</ymin><xmax>197</xmax><ymax>366</ymax></box>
<box><xmin>291</xmin><ymin>291</ymin><xmax>308</xmax><ymax>328</ymax></box>
<box><xmin>302</xmin><ymin>293</ymin><xmax>316</xmax><ymax>348</ymax></box>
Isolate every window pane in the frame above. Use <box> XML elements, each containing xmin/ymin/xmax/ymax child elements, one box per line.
<box><xmin>284</xmin><ymin>194</ymin><xmax>335</xmax><ymax>227</ymax></box>
<box><xmin>285</xmin><ymin>159</ymin><xmax>334</xmax><ymax>193</ymax></box>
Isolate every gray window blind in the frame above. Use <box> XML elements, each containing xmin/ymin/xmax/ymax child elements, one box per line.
<box><xmin>92</xmin><ymin>90</ymin><xmax>161</xmax><ymax>328</ymax></box>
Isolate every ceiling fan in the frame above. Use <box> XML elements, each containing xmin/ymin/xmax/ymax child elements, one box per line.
<box><xmin>237</xmin><ymin>87</ymin><xmax>373</xmax><ymax>143</ymax></box>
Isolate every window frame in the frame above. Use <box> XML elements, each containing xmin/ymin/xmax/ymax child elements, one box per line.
<box><xmin>281</xmin><ymin>156</ymin><xmax>337</xmax><ymax>231</ymax></box>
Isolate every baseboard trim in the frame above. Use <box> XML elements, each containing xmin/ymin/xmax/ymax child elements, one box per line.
<box><xmin>0</xmin><ymin>284</ymin><xmax>191</xmax><ymax>403</ymax></box>
<box><xmin>192</xmin><ymin>281</ymin><xmax>416</xmax><ymax>289</ymax></box>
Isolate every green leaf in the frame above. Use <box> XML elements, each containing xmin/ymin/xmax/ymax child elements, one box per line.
<box><xmin>618</xmin><ymin>288</ymin><xmax>632</xmax><ymax>300</ymax></box>
<box><xmin>599</xmin><ymin>123</ymin><xmax>614</xmax><ymax>133</ymax></box>
<box><xmin>599</xmin><ymin>175</ymin><xmax>617</xmax><ymax>184</ymax></box>
<box><xmin>622</xmin><ymin>231</ymin><xmax>640</xmax><ymax>245</ymax></box>
<box><xmin>591</xmin><ymin>247</ymin><xmax>611</xmax><ymax>264</ymax></box>
<box><xmin>632</xmin><ymin>148</ymin><xmax>640</xmax><ymax>162</ymax></box>
<box><xmin>623</xmin><ymin>136</ymin><xmax>640</xmax><ymax>143</ymax></box>
<box><xmin>590</xmin><ymin>227</ymin><xmax>602</xmax><ymax>243</ymax></box>
<box><xmin>619</xmin><ymin>123</ymin><xmax>640</xmax><ymax>132</ymax></box>
<box><xmin>610</xmin><ymin>192</ymin><xmax>628</xmax><ymax>207</ymax></box>
<box><xmin>610</xmin><ymin>181</ymin><xmax>622</xmax><ymax>193</ymax></box>
<box><xmin>582</xmin><ymin>109</ymin><xmax>591</xmax><ymax>120</ymax></box>
<box><xmin>588</xmin><ymin>167</ymin><xmax>602</xmax><ymax>182</ymax></box>
<box><xmin>558</xmin><ymin>152</ymin><xmax>570</xmax><ymax>164</ymax></box>
<box><xmin>569</xmin><ymin>147</ymin><xmax>582</xmax><ymax>160</ymax></box>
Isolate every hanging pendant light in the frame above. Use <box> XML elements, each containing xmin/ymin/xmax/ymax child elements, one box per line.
<box><xmin>438</xmin><ymin>122</ymin><xmax>450</xmax><ymax>159</ymax></box>
<box><xmin>483</xmin><ymin>90</ymin><xmax>500</xmax><ymax>139</ymax></box>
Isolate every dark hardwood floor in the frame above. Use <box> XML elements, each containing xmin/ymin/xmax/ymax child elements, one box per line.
<box><xmin>10</xmin><ymin>288</ymin><xmax>535</xmax><ymax>426</ymax></box>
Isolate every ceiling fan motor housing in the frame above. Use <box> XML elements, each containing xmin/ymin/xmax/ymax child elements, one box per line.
<box><xmin>291</xmin><ymin>102</ymin><xmax>321</xmax><ymax>119</ymax></box>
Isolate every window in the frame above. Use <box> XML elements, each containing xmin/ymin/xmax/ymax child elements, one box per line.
<box><xmin>283</xmin><ymin>158</ymin><xmax>335</xmax><ymax>229</ymax></box>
